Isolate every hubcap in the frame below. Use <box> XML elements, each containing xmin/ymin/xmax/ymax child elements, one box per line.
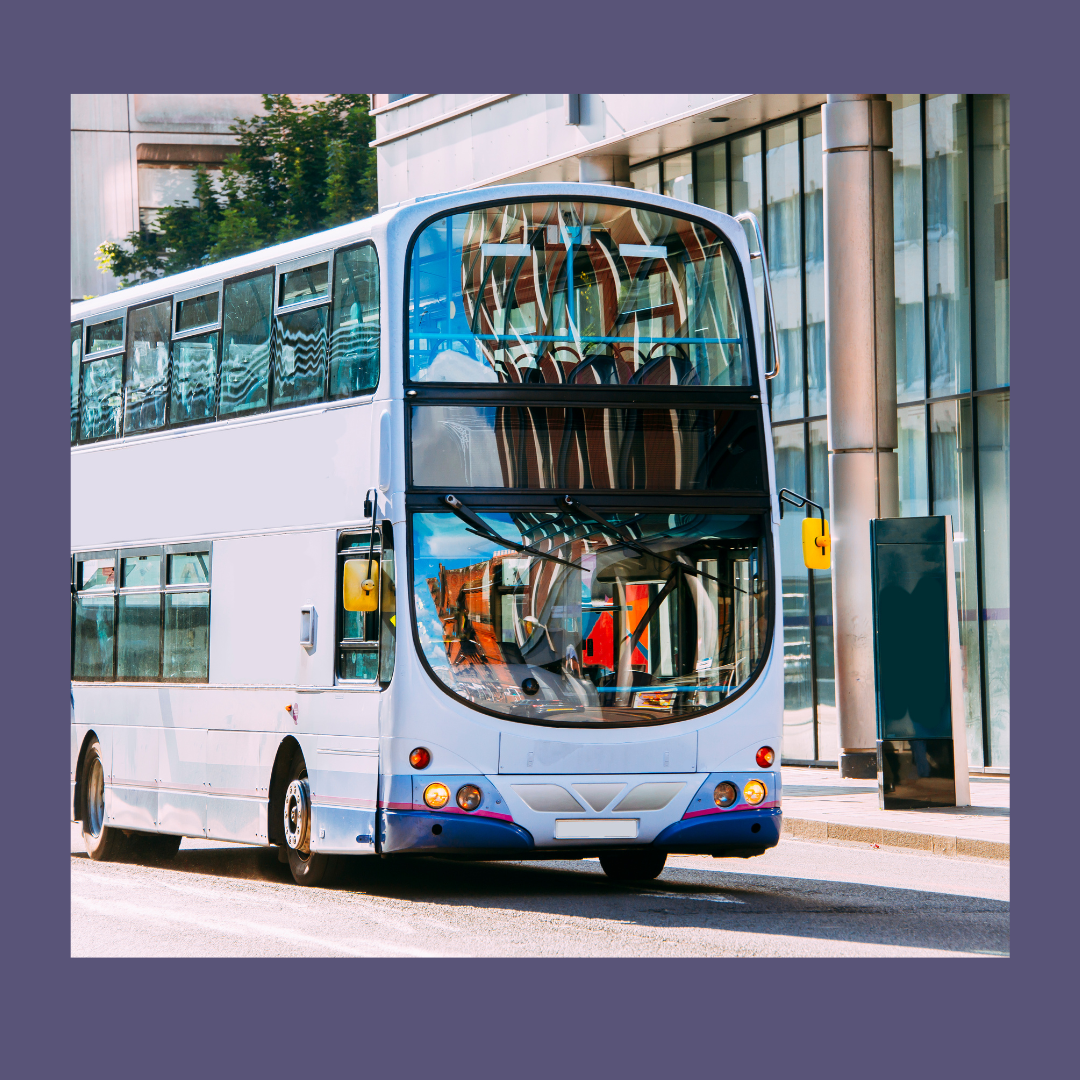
<box><xmin>87</xmin><ymin>757</ymin><xmax>105</xmax><ymax>837</ymax></box>
<box><xmin>283</xmin><ymin>779</ymin><xmax>310</xmax><ymax>852</ymax></box>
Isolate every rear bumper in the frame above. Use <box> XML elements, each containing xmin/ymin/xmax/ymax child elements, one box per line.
<box><xmin>652</xmin><ymin>806</ymin><xmax>781</xmax><ymax>854</ymax></box>
<box><xmin>378</xmin><ymin>806</ymin><xmax>781</xmax><ymax>858</ymax></box>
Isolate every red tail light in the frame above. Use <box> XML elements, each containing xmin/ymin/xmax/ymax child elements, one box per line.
<box><xmin>409</xmin><ymin>747</ymin><xmax>431</xmax><ymax>769</ymax></box>
<box><xmin>756</xmin><ymin>746</ymin><xmax>775</xmax><ymax>768</ymax></box>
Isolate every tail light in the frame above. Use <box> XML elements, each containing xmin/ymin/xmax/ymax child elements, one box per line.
<box><xmin>756</xmin><ymin>746</ymin><xmax>775</xmax><ymax>768</ymax></box>
<box><xmin>409</xmin><ymin>747</ymin><xmax>431</xmax><ymax>769</ymax></box>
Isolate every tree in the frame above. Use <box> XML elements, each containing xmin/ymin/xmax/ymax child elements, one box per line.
<box><xmin>96</xmin><ymin>94</ymin><xmax>377</xmax><ymax>287</ymax></box>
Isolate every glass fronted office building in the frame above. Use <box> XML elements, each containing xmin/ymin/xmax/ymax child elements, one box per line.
<box><xmin>628</xmin><ymin>95</ymin><xmax>1009</xmax><ymax>768</ymax></box>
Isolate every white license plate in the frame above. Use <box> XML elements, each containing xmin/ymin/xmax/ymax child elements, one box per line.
<box><xmin>554</xmin><ymin>818</ymin><xmax>639</xmax><ymax>840</ymax></box>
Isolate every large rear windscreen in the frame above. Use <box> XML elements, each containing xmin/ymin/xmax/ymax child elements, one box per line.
<box><xmin>408</xmin><ymin>200</ymin><xmax>752</xmax><ymax>388</ymax></box>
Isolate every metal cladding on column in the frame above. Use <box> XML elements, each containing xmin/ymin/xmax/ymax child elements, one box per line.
<box><xmin>579</xmin><ymin>155</ymin><xmax>632</xmax><ymax>187</ymax></box>
<box><xmin>823</xmin><ymin>95</ymin><xmax>899</xmax><ymax>778</ymax></box>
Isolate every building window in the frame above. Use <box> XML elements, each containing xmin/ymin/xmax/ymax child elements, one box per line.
<box><xmin>624</xmin><ymin>93</ymin><xmax>1009</xmax><ymax>765</ymax></box>
<box><xmin>136</xmin><ymin>144</ymin><xmax>231</xmax><ymax>231</ymax></box>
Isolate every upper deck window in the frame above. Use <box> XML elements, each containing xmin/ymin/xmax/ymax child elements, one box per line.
<box><xmin>407</xmin><ymin>200</ymin><xmax>753</xmax><ymax>388</ymax></box>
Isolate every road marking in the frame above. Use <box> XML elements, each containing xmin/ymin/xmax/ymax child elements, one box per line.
<box><xmin>71</xmin><ymin>895</ymin><xmax>451</xmax><ymax>957</ymax></box>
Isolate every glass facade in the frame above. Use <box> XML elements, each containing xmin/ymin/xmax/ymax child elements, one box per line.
<box><xmin>639</xmin><ymin>94</ymin><xmax>1009</xmax><ymax>766</ymax></box>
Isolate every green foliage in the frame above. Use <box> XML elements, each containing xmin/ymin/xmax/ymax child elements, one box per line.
<box><xmin>96</xmin><ymin>94</ymin><xmax>377</xmax><ymax>287</ymax></box>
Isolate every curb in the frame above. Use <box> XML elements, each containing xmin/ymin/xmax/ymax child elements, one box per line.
<box><xmin>782</xmin><ymin>816</ymin><xmax>1009</xmax><ymax>861</ymax></box>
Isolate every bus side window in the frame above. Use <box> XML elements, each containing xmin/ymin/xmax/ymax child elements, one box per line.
<box><xmin>219</xmin><ymin>272</ymin><xmax>273</xmax><ymax>417</ymax></box>
<box><xmin>378</xmin><ymin>523</ymin><xmax>396</xmax><ymax>687</ymax></box>
<box><xmin>73</xmin><ymin>554</ymin><xmax>118</xmax><ymax>680</ymax></box>
<box><xmin>330</xmin><ymin>244</ymin><xmax>380</xmax><ymax>399</ymax></box>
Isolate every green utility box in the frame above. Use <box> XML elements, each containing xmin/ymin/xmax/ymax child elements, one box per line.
<box><xmin>870</xmin><ymin>517</ymin><xmax>970</xmax><ymax>809</ymax></box>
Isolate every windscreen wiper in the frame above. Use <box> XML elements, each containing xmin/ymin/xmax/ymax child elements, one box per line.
<box><xmin>559</xmin><ymin>495</ymin><xmax>723</xmax><ymax>585</ymax></box>
<box><xmin>443</xmin><ymin>495</ymin><xmax>580</xmax><ymax>570</ymax></box>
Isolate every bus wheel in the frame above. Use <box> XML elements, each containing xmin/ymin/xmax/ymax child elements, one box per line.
<box><xmin>283</xmin><ymin>752</ymin><xmax>340</xmax><ymax>887</ymax></box>
<box><xmin>80</xmin><ymin>739</ymin><xmax>128</xmax><ymax>862</ymax></box>
<box><xmin>599</xmin><ymin>850</ymin><xmax>667</xmax><ymax>881</ymax></box>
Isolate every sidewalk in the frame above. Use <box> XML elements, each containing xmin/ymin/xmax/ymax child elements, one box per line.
<box><xmin>779</xmin><ymin>765</ymin><xmax>1010</xmax><ymax>861</ymax></box>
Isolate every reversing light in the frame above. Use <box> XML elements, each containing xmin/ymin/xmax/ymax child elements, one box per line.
<box><xmin>743</xmin><ymin>779</ymin><xmax>767</xmax><ymax>805</ymax></box>
<box><xmin>423</xmin><ymin>783</ymin><xmax>450</xmax><ymax>809</ymax></box>
<box><xmin>456</xmin><ymin>784</ymin><xmax>482</xmax><ymax>811</ymax></box>
<box><xmin>756</xmin><ymin>746</ymin><xmax>775</xmax><ymax>768</ymax></box>
<box><xmin>409</xmin><ymin>747</ymin><xmax>431</xmax><ymax>770</ymax></box>
<box><xmin>713</xmin><ymin>781</ymin><xmax>738</xmax><ymax>808</ymax></box>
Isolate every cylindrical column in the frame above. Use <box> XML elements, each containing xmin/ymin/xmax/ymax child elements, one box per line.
<box><xmin>823</xmin><ymin>94</ymin><xmax>898</xmax><ymax>778</ymax></box>
<box><xmin>578</xmin><ymin>154</ymin><xmax>632</xmax><ymax>187</ymax></box>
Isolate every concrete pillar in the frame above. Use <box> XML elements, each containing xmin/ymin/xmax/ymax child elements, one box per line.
<box><xmin>823</xmin><ymin>94</ymin><xmax>898</xmax><ymax>778</ymax></box>
<box><xmin>578</xmin><ymin>154</ymin><xmax>632</xmax><ymax>187</ymax></box>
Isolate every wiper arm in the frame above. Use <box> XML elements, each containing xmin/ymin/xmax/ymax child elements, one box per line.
<box><xmin>443</xmin><ymin>495</ymin><xmax>580</xmax><ymax>570</ymax></box>
<box><xmin>560</xmin><ymin>496</ymin><xmax>722</xmax><ymax>585</ymax></box>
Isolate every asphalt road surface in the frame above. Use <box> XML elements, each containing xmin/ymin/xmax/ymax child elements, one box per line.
<box><xmin>71</xmin><ymin>826</ymin><xmax>1008</xmax><ymax>958</ymax></box>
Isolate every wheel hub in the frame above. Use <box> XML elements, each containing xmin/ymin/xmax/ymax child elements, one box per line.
<box><xmin>283</xmin><ymin>779</ymin><xmax>311</xmax><ymax>852</ymax></box>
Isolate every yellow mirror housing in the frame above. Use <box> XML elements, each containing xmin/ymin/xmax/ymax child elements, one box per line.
<box><xmin>343</xmin><ymin>558</ymin><xmax>379</xmax><ymax>612</ymax></box>
<box><xmin>802</xmin><ymin>517</ymin><xmax>831</xmax><ymax>569</ymax></box>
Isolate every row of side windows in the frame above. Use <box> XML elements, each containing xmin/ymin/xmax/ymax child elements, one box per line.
<box><xmin>71</xmin><ymin>547</ymin><xmax>211</xmax><ymax>682</ymax></box>
<box><xmin>71</xmin><ymin>243</ymin><xmax>380</xmax><ymax>445</ymax></box>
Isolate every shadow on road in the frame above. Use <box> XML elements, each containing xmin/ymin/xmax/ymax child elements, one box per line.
<box><xmin>73</xmin><ymin>843</ymin><xmax>1009</xmax><ymax>955</ymax></box>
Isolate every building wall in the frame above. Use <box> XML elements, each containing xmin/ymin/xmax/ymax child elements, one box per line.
<box><xmin>372</xmin><ymin>93</ymin><xmax>826</xmax><ymax>208</ymax></box>
<box><xmin>71</xmin><ymin>95</ymin><xmax>327</xmax><ymax>300</ymax></box>
<box><xmin>372</xmin><ymin>92</ymin><xmax>1010</xmax><ymax>769</ymax></box>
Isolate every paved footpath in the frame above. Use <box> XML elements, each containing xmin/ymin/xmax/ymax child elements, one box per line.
<box><xmin>778</xmin><ymin>766</ymin><xmax>1009</xmax><ymax>860</ymax></box>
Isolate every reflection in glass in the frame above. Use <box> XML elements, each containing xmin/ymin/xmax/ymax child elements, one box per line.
<box><xmin>411</xmin><ymin>511</ymin><xmax>770</xmax><ymax>725</ymax></box>
<box><xmin>219</xmin><ymin>273</ymin><xmax>273</xmax><ymax>416</ymax></box>
<box><xmin>411</xmin><ymin>406</ymin><xmax>765</xmax><ymax>492</ymax></box>
<box><xmin>694</xmin><ymin>144</ymin><xmax>727</xmax><ymax>213</ymax></box>
<box><xmin>662</xmin><ymin>153</ymin><xmax>693</xmax><ymax>203</ymax></box>
<box><xmin>926</xmin><ymin>94</ymin><xmax>971</xmax><ymax>396</ymax></box>
<box><xmin>767</xmin><ymin>121</ymin><xmax>804</xmax><ymax>421</ymax></box>
<box><xmin>978</xmin><ymin>392</ymin><xmax>1009</xmax><ymax>765</ymax></box>
<box><xmin>330</xmin><ymin>245</ymin><xmax>380</xmax><ymax>398</ymax></box>
<box><xmin>86</xmin><ymin>319</ymin><xmax>124</xmax><ymax>354</ymax></box>
<box><xmin>125</xmin><ymin>300</ymin><xmax>172</xmax><ymax>433</ymax></box>
<box><xmin>170</xmin><ymin>332</ymin><xmax>219</xmax><ymax>424</ymax></box>
<box><xmin>122</xmin><ymin>555</ymin><xmax>161</xmax><ymax>587</ymax></box>
<box><xmin>803</xmin><ymin>113</ymin><xmax>826</xmax><ymax>416</ymax></box>
<box><xmin>408</xmin><ymin>200</ymin><xmax>751</xmax><ymax>388</ymax></box>
<box><xmin>117</xmin><ymin>593</ymin><xmax>162</xmax><ymax>680</ymax></box>
<box><xmin>930</xmin><ymin>398</ymin><xmax>983</xmax><ymax>765</ymax></box>
<box><xmin>731</xmin><ymin>133</ymin><xmax>765</xmax><ymax>370</ymax></box>
<box><xmin>897</xmin><ymin>404</ymin><xmax>928</xmax><ymax>517</ymax></box>
<box><xmin>79</xmin><ymin>558</ymin><xmax>115</xmax><ymax>590</ymax></box>
<box><xmin>273</xmin><ymin>306</ymin><xmax>328</xmax><ymax>408</ymax></box>
<box><xmin>630</xmin><ymin>163</ymin><xmax>659</xmax><ymax>193</ymax></box>
<box><xmin>79</xmin><ymin>355</ymin><xmax>123</xmax><ymax>441</ymax></box>
<box><xmin>773</xmin><ymin>422</ymin><xmax>812</xmax><ymax>758</ymax></box>
<box><xmin>71</xmin><ymin>323</ymin><xmax>81</xmax><ymax>443</ymax></box>
<box><xmin>73</xmin><ymin>595</ymin><xmax>115</xmax><ymax>679</ymax></box>
<box><xmin>280</xmin><ymin>262</ymin><xmax>329</xmax><ymax>306</ymax></box>
<box><xmin>164</xmin><ymin>592</ymin><xmax>210</xmax><ymax>681</ymax></box>
<box><xmin>176</xmin><ymin>291</ymin><xmax>218</xmax><ymax>332</ymax></box>
<box><xmin>973</xmin><ymin>95</ymin><xmax>1010</xmax><ymax>390</ymax></box>
<box><xmin>890</xmin><ymin>94</ymin><xmax>926</xmax><ymax>403</ymax></box>
<box><xmin>168</xmin><ymin>552</ymin><xmax>209</xmax><ymax>585</ymax></box>
<box><xmin>809</xmin><ymin>419</ymin><xmax>835</xmax><ymax>759</ymax></box>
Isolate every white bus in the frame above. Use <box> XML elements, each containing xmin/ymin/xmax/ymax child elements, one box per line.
<box><xmin>71</xmin><ymin>183</ymin><xmax>811</xmax><ymax>885</ymax></box>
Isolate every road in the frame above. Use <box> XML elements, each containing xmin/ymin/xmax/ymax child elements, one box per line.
<box><xmin>71</xmin><ymin>824</ymin><xmax>1008</xmax><ymax>958</ymax></box>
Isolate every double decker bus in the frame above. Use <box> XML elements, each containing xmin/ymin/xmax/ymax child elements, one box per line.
<box><xmin>71</xmin><ymin>183</ymin><xmax>807</xmax><ymax>885</ymax></box>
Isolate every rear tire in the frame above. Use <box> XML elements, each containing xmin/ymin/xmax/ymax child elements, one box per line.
<box><xmin>599</xmin><ymin>850</ymin><xmax>667</xmax><ymax>881</ymax></box>
<box><xmin>80</xmin><ymin>738</ymin><xmax>128</xmax><ymax>862</ymax></box>
<box><xmin>283</xmin><ymin>750</ymin><xmax>340</xmax><ymax>887</ymax></box>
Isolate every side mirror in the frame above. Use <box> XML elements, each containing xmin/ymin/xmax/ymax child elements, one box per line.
<box><xmin>802</xmin><ymin>517</ymin><xmax>831</xmax><ymax>570</ymax></box>
<box><xmin>343</xmin><ymin>559</ymin><xmax>379</xmax><ymax>612</ymax></box>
